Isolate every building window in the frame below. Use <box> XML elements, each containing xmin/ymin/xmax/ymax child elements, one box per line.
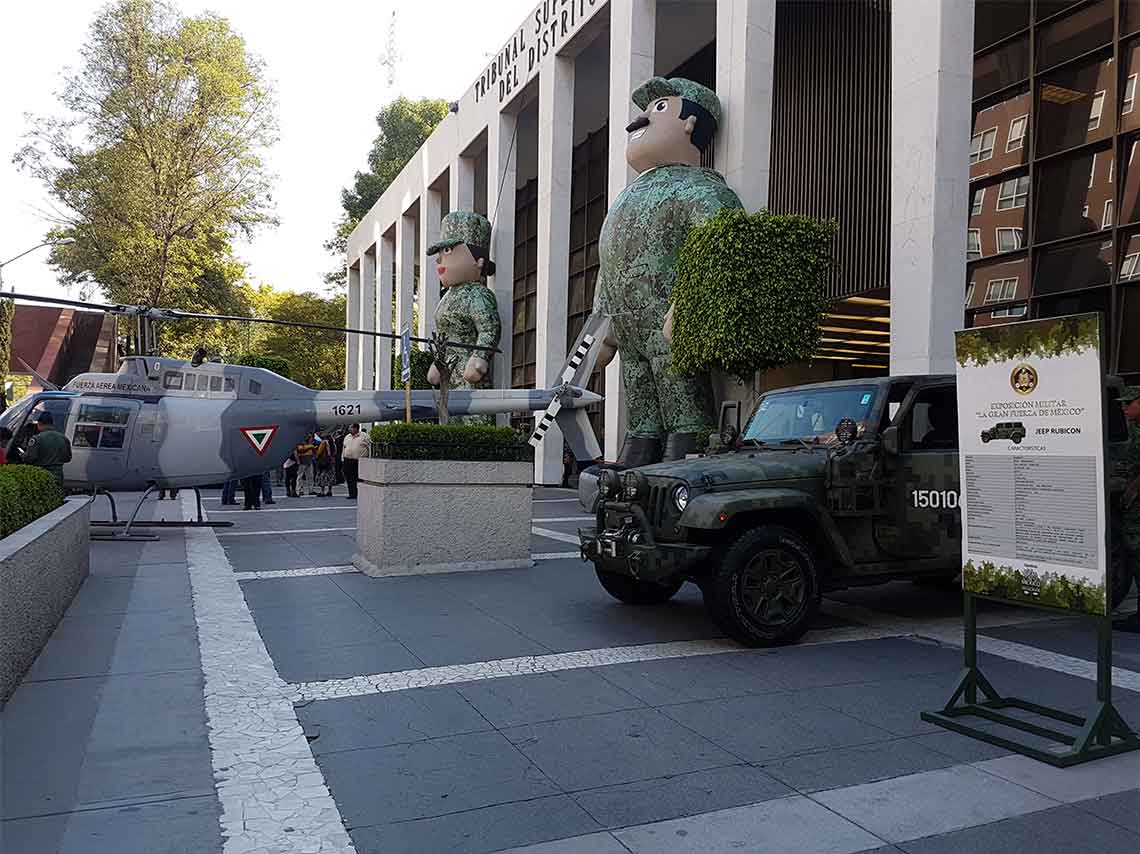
<box><xmin>970</xmin><ymin>127</ymin><xmax>998</xmax><ymax>164</ymax></box>
<box><xmin>1126</xmin><ymin>75</ymin><xmax>1138</xmax><ymax>116</ymax></box>
<box><xmin>511</xmin><ymin>179</ymin><xmax>539</xmax><ymax>393</ymax></box>
<box><xmin>970</xmin><ymin>187</ymin><xmax>985</xmax><ymax>216</ymax></box>
<box><xmin>991</xmin><ymin>305</ymin><xmax>1028</xmax><ymax>318</ymax></box>
<box><xmin>1089</xmin><ymin>90</ymin><xmax>1106</xmax><ymax>131</ymax></box>
<box><xmin>1090</xmin><ymin>153</ymin><xmax>1097</xmax><ymax>188</ymax></box>
<box><xmin>984</xmin><ymin>277</ymin><xmax>1018</xmax><ymax>303</ymax></box>
<box><xmin>1104</xmin><ymin>199</ymin><xmax>1115</xmax><ymax>229</ymax></box>
<box><xmin>996</xmin><ymin>175</ymin><xmax>1029</xmax><ymax>210</ymax></box>
<box><xmin>967</xmin><ymin>229</ymin><xmax>982</xmax><ymax>261</ymax></box>
<box><xmin>1122</xmin><ymin>252</ymin><xmax>1140</xmax><ymax>280</ymax></box>
<box><xmin>1006</xmin><ymin>115</ymin><xmax>1027</xmax><ymax>152</ymax></box>
<box><xmin>965</xmin><ymin>281</ymin><xmax>976</xmax><ymax>306</ymax></box>
<box><xmin>996</xmin><ymin>227</ymin><xmax>1023</xmax><ymax>253</ymax></box>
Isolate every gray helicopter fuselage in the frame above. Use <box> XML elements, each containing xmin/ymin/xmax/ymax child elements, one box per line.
<box><xmin>0</xmin><ymin>356</ymin><xmax>600</xmax><ymax>492</ymax></box>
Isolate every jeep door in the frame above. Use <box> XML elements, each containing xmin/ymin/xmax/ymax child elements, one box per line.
<box><xmin>875</xmin><ymin>383</ymin><xmax>962</xmax><ymax>562</ymax></box>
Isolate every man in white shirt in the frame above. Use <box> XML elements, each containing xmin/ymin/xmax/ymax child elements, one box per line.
<box><xmin>341</xmin><ymin>423</ymin><xmax>370</xmax><ymax>500</ymax></box>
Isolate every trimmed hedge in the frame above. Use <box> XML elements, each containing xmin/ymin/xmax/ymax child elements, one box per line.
<box><xmin>237</xmin><ymin>353</ymin><xmax>292</xmax><ymax>379</ymax></box>
<box><xmin>672</xmin><ymin>208</ymin><xmax>837</xmax><ymax>382</ymax></box>
<box><xmin>0</xmin><ymin>465</ymin><xmax>64</xmax><ymax>539</ymax></box>
<box><xmin>369</xmin><ymin>422</ymin><xmax>532</xmax><ymax>462</ymax></box>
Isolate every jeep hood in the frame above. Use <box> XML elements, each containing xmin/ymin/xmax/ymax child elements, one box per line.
<box><xmin>634</xmin><ymin>449</ymin><xmax>827</xmax><ymax>487</ymax></box>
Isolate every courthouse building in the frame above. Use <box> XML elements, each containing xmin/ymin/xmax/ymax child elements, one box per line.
<box><xmin>345</xmin><ymin>0</ymin><xmax>1140</xmax><ymax>482</ymax></box>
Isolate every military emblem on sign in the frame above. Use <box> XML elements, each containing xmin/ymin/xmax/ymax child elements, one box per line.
<box><xmin>1010</xmin><ymin>364</ymin><xmax>1038</xmax><ymax>396</ymax></box>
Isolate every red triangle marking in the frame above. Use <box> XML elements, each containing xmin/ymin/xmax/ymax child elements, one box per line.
<box><xmin>240</xmin><ymin>425</ymin><xmax>279</xmax><ymax>456</ymax></box>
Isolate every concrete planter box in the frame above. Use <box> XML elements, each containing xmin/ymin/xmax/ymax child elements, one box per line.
<box><xmin>0</xmin><ymin>497</ymin><xmax>90</xmax><ymax>703</ymax></box>
<box><xmin>353</xmin><ymin>458</ymin><xmax>533</xmax><ymax>577</ymax></box>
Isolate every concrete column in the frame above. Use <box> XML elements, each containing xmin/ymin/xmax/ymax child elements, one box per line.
<box><xmin>715</xmin><ymin>0</ymin><xmax>776</xmax><ymax>213</ymax></box>
<box><xmin>378</xmin><ymin>230</ymin><xmax>395</xmax><ymax>389</ymax></box>
<box><xmin>534</xmin><ymin>54</ymin><xmax>576</xmax><ymax>484</ymax></box>
<box><xmin>487</xmin><ymin>110</ymin><xmax>518</xmax><ymax>414</ymax></box>
<box><xmin>419</xmin><ymin>188</ymin><xmax>443</xmax><ymax>338</ymax></box>
<box><xmin>890</xmin><ymin>0</ymin><xmax>975</xmax><ymax>374</ymax></box>
<box><xmin>346</xmin><ymin>263</ymin><xmax>361</xmax><ymax>390</ymax></box>
<box><xmin>604</xmin><ymin>0</ymin><xmax>655</xmax><ymax>460</ymax></box>
<box><xmin>360</xmin><ymin>246</ymin><xmax>377</xmax><ymax>390</ymax></box>
<box><xmin>395</xmin><ymin>213</ymin><xmax>416</xmax><ymax>344</ymax></box>
<box><xmin>450</xmin><ymin>155</ymin><xmax>475</xmax><ymax>213</ymax></box>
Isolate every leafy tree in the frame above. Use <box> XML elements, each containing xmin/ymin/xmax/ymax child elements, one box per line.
<box><xmin>16</xmin><ymin>0</ymin><xmax>277</xmax><ymax>312</ymax></box>
<box><xmin>0</xmin><ymin>300</ymin><xmax>12</xmax><ymax>407</ymax></box>
<box><xmin>323</xmin><ymin>97</ymin><xmax>448</xmax><ymax>287</ymax></box>
<box><xmin>255</xmin><ymin>291</ymin><xmax>346</xmax><ymax>389</ymax></box>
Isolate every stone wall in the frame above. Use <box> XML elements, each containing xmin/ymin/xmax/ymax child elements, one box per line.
<box><xmin>354</xmin><ymin>459</ymin><xmax>532</xmax><ymax>577</ymax></box>
<box><xmin>0</xmin><ymin>497</ymin><xmax>90</xmax><ymax>703</ymax></box>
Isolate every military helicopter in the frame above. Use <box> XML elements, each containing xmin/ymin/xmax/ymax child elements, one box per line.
<box><xmin>2</xmin><ymin>291</ymin><xmax>604</xmax><ymax>536</ymax></box>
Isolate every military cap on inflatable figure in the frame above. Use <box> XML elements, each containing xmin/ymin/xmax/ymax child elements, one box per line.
<box><xmin>426</xmin><ymin>211</ymin><xmax>503</xmax><ymax>425</ymax></box>
<box><xmin>594</xmin><ymin>77</ymin><xmax>744</xmax><ymax>466</ymax></box>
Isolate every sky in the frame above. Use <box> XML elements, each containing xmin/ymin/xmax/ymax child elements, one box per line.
<box><xmin>0</xmin><ymin>0</ymin><xmax>535</xmax><ymax>302</ymax></box>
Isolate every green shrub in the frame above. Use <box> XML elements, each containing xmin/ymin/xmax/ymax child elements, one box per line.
<box><xmin>672</xmin><ymin>208</ymin><xmax>837</xmax><ymax>382</ymax></box>
<box><xmin>0</xmin><ymin>465</ymin><xmax>64</xmax><ymax>539</ymax></box>
<box><xmin>237</xmin><ymin>353</ymin><xmax>291</xmax><ymax>379</ymax></box>
<box><xmin>369</xmin><ymin>422</ymin><xmax>532</xmax><ymax>462</ymax></box>
<box><xmin>391</xmin><ymin>348</ymin><xmax>434</xmax><ymax>390</ymax></box>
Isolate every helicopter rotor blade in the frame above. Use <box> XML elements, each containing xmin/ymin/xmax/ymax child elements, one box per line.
<box><xmin>3</xmin><ymin>291</ymin><xmax>499</xmax><ymax>355</ymax></box>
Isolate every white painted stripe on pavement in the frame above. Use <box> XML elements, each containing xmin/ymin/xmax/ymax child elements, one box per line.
<box><xmin>217</xmin><ymin>527</ymin><xmax>355</xmax><ymax>537</ymax></box>
<box><xmin>534</xmin><ymin>552</ymin><xmax>581</xmax><ymax>561</ymax></box>
<box><xmin>236</xmin><ymin>566</ymin><xmax>358</xmax><ymax>580</ymax></box>
<box><xmin>531</xmin><ymin>525</ymin><xmax>580</xmax><ymax>545</ymax></box>
<box><xmin>180</xmin><ymin>496</ymin><xmax>357</xmax><ymax>853</ymax></box>
<box><xmin>532</xmin><ymin>516</ymin><xmax>594</xmax><ymax>523</ymax></box>
<box><xmin>533</xmin><ymin>498</ymin><xmax>581</xmax><ymax>503</ymax></box>
<box><xmin>211</xmin><ymin>506</ymin><xmax>356</xmax><ymax>513</ymax></box>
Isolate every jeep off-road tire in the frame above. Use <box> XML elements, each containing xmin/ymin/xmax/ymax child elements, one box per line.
<box><xmin>595</xmin><ymin>567</ymin><xmax>684</xmax><ymax>605</ymax></box>
<box><xmin>703</xmin><ymin>526</ymin><xmax>821</xmax><ymax>647</ymax></box>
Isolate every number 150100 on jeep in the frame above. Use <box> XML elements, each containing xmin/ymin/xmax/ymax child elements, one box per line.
<box><xmin>579</xmin><ymin>375</ymin><xmax>1139</xmax><ymax>647</ymax></box>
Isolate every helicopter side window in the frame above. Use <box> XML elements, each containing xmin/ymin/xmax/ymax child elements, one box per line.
<box><xmin>72</xmin><ymin>404</ymin><xmax>133</xmax><ymax>450</ymax></box>
<box><xmin>223</xmin><ymin>377</ymin><xmax>235</xmax><ymax>393</ymax></box>
<box><xmin>209</xmin><ymin>376</ymin><xmax>222</xmax><ymax>392</ymax></box>
<box><xmin>163</xmin><ymin>372</ymin><xmax>184</xmax><ymax>390</ymax></box>
<box><xmin>73</xmin><ymin>425</ymin><xmax>101</xmax><ymax>449</ymax></box>
<box><xmin>99</xmin><ymin>427</ymin><xmax>126</xmax><ymax>449</ymax></box>
<box><xmin>249</xmin><ymin>379</ymin><xmax>262</xmax><ymax>395</ymax></box>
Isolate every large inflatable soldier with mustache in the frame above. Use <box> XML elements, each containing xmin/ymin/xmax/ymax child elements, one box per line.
<box><xmin>593</xmin><ymin>77</ymin><xmax>743</xmax><ymax>466</ymax></box>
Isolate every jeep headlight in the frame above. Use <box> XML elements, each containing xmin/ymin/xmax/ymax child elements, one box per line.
<box><xmin>673</xmin><ymin>484</ymin><xmax>689</xmax><ymax>512</ymax></box>
<box><xmin>623</xmin><ymin>471</ymin><xmax>645</xmax><ymax>500</ymax></box>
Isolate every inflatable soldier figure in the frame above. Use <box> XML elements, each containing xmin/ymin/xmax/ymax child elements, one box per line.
<box><xmin>593</xmin><ymin>77</ymin><xmax>744</xmax><ymax>466</ymax></box>
<box><xmin>425</xmin><ymin>211</ymin><xmax>503</xmax><ymax>425</ymax></box>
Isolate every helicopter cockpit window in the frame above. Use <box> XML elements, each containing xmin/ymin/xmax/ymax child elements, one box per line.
<box><xmin>223</xmin><ymin>377</ymin><xmax>235</xmax><ymax>393</ymax></box>
<box><xmin>209</xmin><ymin>376</ymin><xmax>222</xmax><ymax>392</ymax></box>
<box><xmin>163</xmin><ymin>372</ymin><xmax>184</xmax><ymax>390</ymax></box>
<box><xmin>249</xmin><ymin>379</ymin><xmax>262</xmax><ymax>395</ymax></box>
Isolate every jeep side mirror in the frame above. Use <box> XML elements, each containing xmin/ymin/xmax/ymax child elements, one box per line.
<box><xmin>881</xmin><ymin>425</ymin><xmax>900</xmax><ymax>456</ymax></box>
<box><xmin>717</xmin><ymin>400</ymin><xmax>741</xmax><ymax>449</ymax></box>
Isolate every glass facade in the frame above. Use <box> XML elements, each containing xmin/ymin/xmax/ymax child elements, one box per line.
<box><xmin>968</xmin><ymin>0</ymin><xmax>1140</xmax><ymax>379</ymax></box>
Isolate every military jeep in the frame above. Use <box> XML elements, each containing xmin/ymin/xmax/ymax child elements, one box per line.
<box><xmin>980</xmin><ymin>421</ymin><xmax>1026</xmax><ymax>444</ymax></box>
<box><xmin>580</xmin><ymin>375</ymin><xmax>1136</xmax><ymax>647</ymax></box>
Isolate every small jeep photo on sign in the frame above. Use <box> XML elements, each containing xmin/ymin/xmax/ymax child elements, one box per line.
<box><xmin>955</xmin><ymin>313</ymin><xmax>1107</xmax><ymax>616</ymax></box>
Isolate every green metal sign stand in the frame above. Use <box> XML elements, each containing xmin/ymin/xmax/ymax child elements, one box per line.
<box><xmin>921</xmin><ymin>591</ymin><xmax>1140</xmax><ymax>767</ymax></box>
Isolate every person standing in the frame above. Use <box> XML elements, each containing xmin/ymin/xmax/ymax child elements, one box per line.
<box><xmin>24</xmin><ymin>411</ymin><xmax>72</xmax><ymax>485</ymax></box>
<box><xmin>221</xmin><ymin>478</ymin><xmax>239</xmax><ymax>505</ymax></box>
<box><xmin>260</xmin><ymin>471</ymin><xmax>276</xmax><ymax>505</ymax></box>
<box><xmin>283</xmin><ymin>450</ymin><xmax>299</xmax><ymax>497</ymax></box>
<box><xmin>240</xmin><ymin>472</ymin><xmax>262</xmax><ymax>510</ymax></box>
<box><xmin>313</xmin><ymin>433</ymin><xmax>335</xmax><ymax>497</ymax></box>
<box><xmin>0</xmin><ymin>427</ymin><xmax>12</xmax><ymax>465</ymax></box>
<box><xmin>333</xmin><ymin>427</ymin><xmax>346</xmax><ymax>486</ymax></box>
<box><xmin>341</xmin><ymin>423</ymin><xmax>369</xmax><ymax>500</ymax></box>
<box><xmin>296</xmin><ymin>434</ymin><xmax>316</xmax><ymax>495</ymax></box>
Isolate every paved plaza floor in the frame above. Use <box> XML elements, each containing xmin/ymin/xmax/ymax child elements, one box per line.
<box><xmin>4</xmin><ymin>485</ymin><xmax>1140</xmax><ymax>853</ymax></box>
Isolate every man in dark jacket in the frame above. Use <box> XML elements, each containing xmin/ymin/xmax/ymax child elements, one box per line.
<box><xmin>25</xmin><ymin>411</ymin><xmax>72</xmax><ymax>484</ymax></box>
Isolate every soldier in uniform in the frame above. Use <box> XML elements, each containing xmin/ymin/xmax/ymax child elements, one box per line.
<box><xmin>593</xmin><ymin>77</ymin><xmax>744</xmax><ymax>465</ymax></box>
<box><xmin>425</xmin><ymin>211</ymin><xmax>503</xmax><ymax>425</ymax></box>
<box><xmin>1119</xmin><ymin>386</ymin><xmax>1140</xmax><ymax>626</ymax></box>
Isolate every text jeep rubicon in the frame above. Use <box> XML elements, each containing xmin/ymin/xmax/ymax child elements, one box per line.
<box><xmin>580</xmin><ymin>376</ymin><xmax>1136</xmax><ymax>646</ymax></box>
<box><xmin>980</xmin><ymin>422</ymin><xmax>1026</xmax><ymax>443</ymax></box>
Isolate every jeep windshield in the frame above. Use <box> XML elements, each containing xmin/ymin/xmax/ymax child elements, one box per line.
<box><xmin>742</xmin><ymin>385</ymin><xmax>877</xmax><ymax>445</ymax></box>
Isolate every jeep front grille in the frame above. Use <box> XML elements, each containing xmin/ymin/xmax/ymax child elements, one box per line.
<box><xmin>646</xmin><ymin>483</ymin><xmax>669</xmax><ymax>528</ymax></box>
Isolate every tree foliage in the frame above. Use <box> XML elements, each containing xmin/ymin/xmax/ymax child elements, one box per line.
<box><xmin>236</xmin><ymin>353</ymin><xmax>291</xmax><ymax>379</ymax></box>
<box><xmin>0</xmin><ymin>299</ymin><xmax>12</xmax><ymax>401</ymax></box>
<box><xmin>16</xmin><ymin>0</ymin><xmax>277</xmax><ymax>310</ymax></box>
<box><xmin>671</xmin><ymin>209</ymin><xmax>837</xmax><ymax>382</ymax></box>
<box><xmin>252</xmin><ymin>290</ymin><xmax>346</xmax><ymax>389</ymax></box>
<box><xmin>393</xmin><ymin>347</ymin><xmax>433</xmax><ymax>390</ymax></box>
<box><xmin>323</xmin><ymin>97</ymin><xmax>448</xmax><ymax>287</ymax></box>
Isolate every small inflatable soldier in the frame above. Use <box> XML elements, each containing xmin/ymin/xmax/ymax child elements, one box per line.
<box><xmin>425</xmin><ymin>211</ymin><xmax>503</xmax><ymax>423</ymax></box>
<box><xmin>593</xmin><ymin>77</ymin><xmax>744</xmax><ymax>466</ymax></box>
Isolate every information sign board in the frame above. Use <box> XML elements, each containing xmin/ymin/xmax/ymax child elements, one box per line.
<box><xmin>955</xmin><ymin>313</ymin><xmax>1107</xmax><ymax>616</ymax></box>
<box><xmin>400</xmin><ymin>325</ymin><xmax>412</xmax><ymax>384</ymax></box>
